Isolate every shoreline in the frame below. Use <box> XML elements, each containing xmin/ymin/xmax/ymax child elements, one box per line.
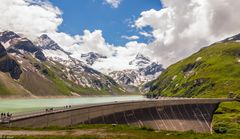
<box><xmin>0</xmin><ymin>94</ymin><xmax>143</xmax><ymax>100</ymax></box>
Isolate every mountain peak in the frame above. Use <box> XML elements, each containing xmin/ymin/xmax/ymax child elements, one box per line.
<box><xmin>135</xmin><ymin>53</ymin><xmax>150</xmax><ymax>62</ymax></box>
<box><xmin>35</xmin><ymin>34</ymin><xmax>59</xmax><ymax>50</ymax></box>
<box><xmin>109</xmin><ymin>53</ymin><xmax>164</xmax><ymax>87</ymax></box>
<box><xmin>39</xmin><ymin>34</ymin><xmax>51</xmax><ymax>40</ymax></box>
<box><xmin>81</xmin><ymin>52</ymin><xmax>107</xmax><ymax>65</ymax></box>
<box><xmin>129</xmin><ymin>53</ymin><xmax>151</xmax><ymax>68</ymax></box>
<box><xmin>35</xmin><ymin>34</ymin><xmax>71</xmax><ymax>60</ymax></box>
<box><xmin>0</xmin><ymin>31</ymin><xmax>21</xmax><ymax>43</ymax></box>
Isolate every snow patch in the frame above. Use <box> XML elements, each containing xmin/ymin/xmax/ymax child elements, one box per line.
<box><xmin>43</xmin><ymin>50</ymin><xmax>69</xmax><ymax>60</ymax></box>
<box><xmin>17</xmin><ymin>60</ymin><xmax>23</xmax><ymax>64</ymax></box>
<box><xmin>172</xmin><ymin>75</ymin><xmax>177</xmax><ymax>81</ymax></box>
<box><xmin>237</xmin><ymin>59</ymin><xmax>240</xmax><ymax>63</ymax></box>
<box><xmin>228</xmin><ymin>37</ymin><xmax>234</xmax><ymax>41</ymax></box>
<box><xmin>196</xmin><ymin>57</ymin><xmax>202</xmax><ymax>62</ymax></box>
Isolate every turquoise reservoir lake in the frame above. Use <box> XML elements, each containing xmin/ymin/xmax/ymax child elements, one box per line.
<box><xmin>0</xmin><ymin>96</ymin><xmax>146</xmax><ymax>114</ymax></box>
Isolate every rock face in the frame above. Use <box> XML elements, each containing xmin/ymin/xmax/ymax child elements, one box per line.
<box><xmin>146</xmin><ymin>34</ymin><xmax>240</xmax><ymax>98</ymax></box>
<box><xmin>0</xmin><ymin>31</ymin><xmax>21</xmax><ymax>45</ymax></box>
<box><xmin>81</xmin><ymin>52</ymin><xmax>107</xmax><ymax>65</ymax></box>
<box><xmin>139</xmin><ymin>62</ymin><xmax>165</xmax><ymax>76</ymax></box>
<box><xmin>0</xmin><ymin>31</ymin><xmax>47</xmax><ymax>61</ymax></box>
<box><xmin>109</xmin><ymin>70</ymin><xmax>139</xmax><ymax>86</ymax></box>
<box><xmin>0</xmin><ymin>43</ymin><xmax>7</xmax><ymax>57</ymax></box>
<box><xmin>0</xmin><ymin>43</ymin><xmax>22</xmax><ymax>79</ymax></box>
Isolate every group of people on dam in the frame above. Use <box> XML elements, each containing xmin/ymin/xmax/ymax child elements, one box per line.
<box><xmin>0</xmin><ymin>113</ymin><xmax>13</xmax><ymax>123</ymax></box>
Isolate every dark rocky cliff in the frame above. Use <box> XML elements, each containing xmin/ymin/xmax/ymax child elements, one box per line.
<box><xmin>0</xmin><ymin>43</ymin><xmax>22</xmax><ymax>79</ymax></box>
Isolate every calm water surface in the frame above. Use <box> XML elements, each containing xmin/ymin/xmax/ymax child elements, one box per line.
<box><xmin>0</xmin><ymin>96</ymin><xmax>146</xmax><ymax>114</ymax></box>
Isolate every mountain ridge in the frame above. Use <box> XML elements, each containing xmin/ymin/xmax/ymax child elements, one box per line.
<box><xmin>0</xmin><ymin>31</ymin><xmax>127</xmax><ymax>97</ymax></box>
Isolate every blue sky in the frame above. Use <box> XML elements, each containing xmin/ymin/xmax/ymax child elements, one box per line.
<box><xmin>49</xmin><ymin>0</ymin><xmax>162</xmax><ymax>46</ymax></box>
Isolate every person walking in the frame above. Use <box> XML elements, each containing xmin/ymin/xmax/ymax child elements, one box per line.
<box><xmin>0</xmin><ymin>113</ymin><xmax>3</xmax><ymax>122</ymax></box>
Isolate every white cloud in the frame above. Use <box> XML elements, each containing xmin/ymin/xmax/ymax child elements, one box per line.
<box><xmin>2</xmin><ymin>0</ymin><xmax>240</xmax><ymax>73</ymax></box>
<box><xmin>139</xmin><ymin>32</ymin><xmax>152</xmax><ymax>38</ymax></box>
<box><xmin>66</xmin><ymin>31</ymin><xmax>149</xmax><ymax>73</ymax></box>
<box><xmin>92</xmin><ymin>41</ymin><xmax>149</xmax><ymax>73</ymax></box>
<box><xmin>135</xmin><ymin>0</ymin><xmax>240</xmax><ymax>67</ymax></box>
<box><xmin>0</xmin><ymin>0</ymin><xmax>145</xmax><ymax>73</ymax></box>
<box><xmin>121</xmin><ymin>35</ymin><xmax>139</xmax><ymax>40</ymax></box>
<box><xmin>0</xmin><ymin>0</ymin><xmax>62</xmax><ymax>40</ymax></box>
<box><xmin>67</xmin><ymin>30</ymin><xmax>116</xmax><ymax>58</ymax></box>
<box><xmin>104</xmin><ymin>0</ymin><xmax>122</xmax><ymax>8</ymax></box>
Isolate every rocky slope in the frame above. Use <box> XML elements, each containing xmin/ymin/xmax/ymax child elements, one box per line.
<box><xmin>0</xmin><ymin>31</ymin><xmax>126</xmax><ymax>97</ymax></box>
<box><xmin>146</xmin><ymin>34</ymin><xmax>240</xmax><ymax>98</ymax></box>
<box><xmin>0</xmin><ymin>43</ymin><xmax>22</xmax><ymax>79</ymax></box>
<box><xmin>76</xmin><ymin>49</ymin><xmax>164</xmax><ymax>92</ymax></box>
<box><xmin>0</xmin><ymin>31</ymin><xmax>46</xmax><ymax>61</ymax></box>
<box><xmin>109</xmin><ymin>54</ymin><xmax>164</xmax><ymax>88</ymax></box>
<box><xmin>0</xmin><ymin>43</ymin><xmax>32</xmax><ymax>97</ymax></box>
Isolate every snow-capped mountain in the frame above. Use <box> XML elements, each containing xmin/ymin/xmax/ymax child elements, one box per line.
<box><xmin>109</xmin><ymin>70</ymin><xmax>141</xmax><ymax>86</ymax></box>
<box><xmin>34</xmin><ymin>34</ymin><xmax>125</xmax><ymax>92</ymax></box>
<box><xmin>78</xmin><ymin>51</ymin><xmax>164</xmax><ymax>88</ymax></box>
<box><xmin>129</xmin><ymin>53</ymin><xmax>151</xmax><ymax>68</ymax></box>
<box><xmin>81</xmin><ymin>52</ymin><xmax>107</xmax><ymax>65</ymax></box>
<box><xmin>0</xmin><ymin>31</ymin><xmax>126</xmax><ymax>96</ymax></box>
<box><xmin>0</xmin><ymin>31</ymin><xmax>46</xmax><ymax>61</ymax></box>
<box><xmin>109</xmin><ymin>54</ymin><xmax>164</xmax><ymax>87</ymax></box>
<box><xmin>0</xmin><ymin>31</ymin><xmax>21</xmax><ymax>48</ymax></box>
<box><xmin>0</xmin><ymin>30</ymin><xmax>164</xmax><ymax>96</ymax></box>
<box><xmin>35</xmin><ymin>34</ymin><xmax>69</xmax><ymax>52</ymax></box>
<box><xmin>34</xmin><ymin>34</ymin><xmax>71</xmax><ymax>60</ymax></box>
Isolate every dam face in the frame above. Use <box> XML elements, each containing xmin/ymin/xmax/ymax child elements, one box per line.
<box><xmin>87</xmin><ymin>103</ymin><xmax>218</xmax><ymax>133</ymax></box>
<box><xmin>1</xmin><ymin>99</ymin><xmax>231</xmax><ymax>133</ymax></box>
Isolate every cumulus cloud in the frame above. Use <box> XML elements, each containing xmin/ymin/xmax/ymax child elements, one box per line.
<box><xmin>2</xmin><ymin>0</ymin><xmax>240</xmax><ymax>73</ymax></box>
<box><xmin>0</xmin><ymin>0</ymin><xmax>145</xmax><ymax>73</ymax></box>
<box><xmin>104</xmin><ymin>0</ymin><xmax>122</xmax><ymax>8</ymax></box>
<box><xmin>67</xmin><ymin>30</ymin><xmax>116</xmax><ymax>58</ymax></box>
<box><xmin>67</xmin><ymin>31</ymin><xmax>149</xmax><ymax>73</ymax></box>
<box><xmin>135</xmin><ymin>0</ymin><xmax>240</xmax><ymax>67</ymax></box>
<box><xmin>0</xmin><ymin>0</ymin><xmax>62</xmax><ymax>40</ymax></box>
<box><xmin>92</xmin><ymin>41</ymin><xmax>150</xmax><ymax>73</ymax></box>
<box><xmin>121</xmin><ymin>35</ymin><xmax>139</xmax><ymax>40</ymax></box>
<box><xmin>0</xmin><ymin>0</ymin><xmax>81</xmax><ymax>53</ymax></box>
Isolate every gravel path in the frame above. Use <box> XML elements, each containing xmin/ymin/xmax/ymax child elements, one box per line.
<box><xmin>0</xmin><ymin>129</ymin><xmax>111</xmax><ymax>136</ymax></box>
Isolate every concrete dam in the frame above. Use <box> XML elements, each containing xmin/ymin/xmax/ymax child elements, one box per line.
<box><xmin>0</xmin><ymin>98</ymin><xmax>233</xmax><ymax>133</ymax></box>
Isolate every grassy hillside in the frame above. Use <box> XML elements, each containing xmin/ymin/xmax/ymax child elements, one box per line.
<box><xmin>147</xmin><ymin>41</ymin><xmax>240</xmax><ymax>98</ymax></box>
<box><xmin>213</xmin><ymin>101</ymin><xmax>240</xmax><ymax>134</ymax></box>
<box><xmin>145</xmin><ymin>40</ymin><xmax>240</xmax><ymax>135</ymax></box>
<box><xmin>0</xmin><ymin>72</ymin><xmax>30</xmax><ymax>97</ymax></box>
